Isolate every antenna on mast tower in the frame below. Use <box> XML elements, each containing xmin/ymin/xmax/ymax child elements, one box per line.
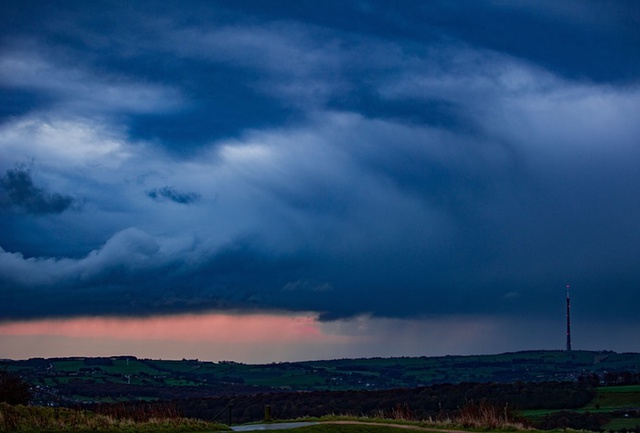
<box><xmin>566</xmin><ymin>284</ymin><xmax>572</xmax><ymax>352</ymax></box>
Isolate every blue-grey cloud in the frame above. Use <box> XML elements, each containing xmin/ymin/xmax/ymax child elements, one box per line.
<box><xmin>0</xmin><ymin>168</ymin><xmax>75</xmax><ymax>215</ymax></box>
<box><xmin>146</xmin><ymin>186</ymin><xmax>201</xmax><ymax>205</ymax></box>
<box><xmin>0</xmin><ymin>0</ymin><xmax>639</xmax><ymax>354</ymax></box>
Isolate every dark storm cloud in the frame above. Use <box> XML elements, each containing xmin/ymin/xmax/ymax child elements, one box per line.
<box><xmin>214</xmin><ymin>0</ymin><xmax>640</xmax><ymax>83</ymax></box>
<box><xmin>0</xmin><ymin>168</ymin><xmax>75</xmax><ymax>215</ymax></box>
<box><xmin>0</xmin><ymin>230</ymin><xmax>310</xmax><ymax>319</ymax></box>
<box><xmin>0</xmin><ymin>0</ymin><xmax>640</xmax><ymax>351</ymax></box>
<box><xmin>146</xmin><ymin>186</ymin><xmax>200</xmax><ymax>205</ymax></box>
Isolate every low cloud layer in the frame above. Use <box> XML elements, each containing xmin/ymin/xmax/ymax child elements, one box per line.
<box><xmin>1</xmin><ymin>1</ymin><xmax>639</xmax><ymax>354</ymax></box>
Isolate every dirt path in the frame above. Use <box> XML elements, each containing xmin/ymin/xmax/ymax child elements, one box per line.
<box><xmin>229</xmin><ymin>420</ymin><xmax>473</xmax><ymax>433</ymax></box>
<box><xmin>322</xmin><ymin>420</ymin><xmax>472</xmax><ymax>433</ymax></box>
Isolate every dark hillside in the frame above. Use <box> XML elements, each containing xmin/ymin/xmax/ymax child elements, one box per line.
<box><xmin>2</xmin><ymin>350</ymin><xmax>639</xmax><ymax>404</ymax></box>
<box><xmin>174</xmin><ymin>381</ymin><xmax>595</xmax><ymax>423</ymax></box>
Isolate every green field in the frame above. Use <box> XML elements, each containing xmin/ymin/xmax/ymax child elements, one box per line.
<box><xmin>587</xmin><ymin>385</ymin><xmax>640</xmax><ymax>410</ymax></box>
<box><xmin>603</xmin><ymin>417</ymin><xmax>640</xmax><ymax>431</ymax></box>
<box><xmin>521</xmin><ymin>384</ymin><xmax>640</xmax><ymax>432</ymax></box>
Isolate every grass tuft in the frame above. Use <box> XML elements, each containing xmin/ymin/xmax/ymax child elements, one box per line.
<box><xmin>0</xmin><ymin>402</ymin><xmax>230</xmax><ymax>432</ymax></box>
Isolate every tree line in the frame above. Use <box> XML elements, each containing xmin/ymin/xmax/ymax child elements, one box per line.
<box><xmin>169</xmin><ymin>381</ymin><xmax>595</xmax><ymax>423</ymax></box>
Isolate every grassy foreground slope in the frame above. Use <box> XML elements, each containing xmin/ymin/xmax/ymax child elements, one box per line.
<box><xmin>0</xmin><ymin>402</ymin><xmax>229</xmax><ymax>433</ymax></box>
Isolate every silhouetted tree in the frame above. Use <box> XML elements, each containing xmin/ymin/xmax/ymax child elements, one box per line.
<box><xmin>0</xmin><ymin>370</ymin><xmax>32</xmax><ymax>405</ymax></box>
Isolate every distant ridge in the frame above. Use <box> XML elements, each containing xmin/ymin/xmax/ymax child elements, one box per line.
<box><xmin>3</xmin><ymin>350</ymin><xmax>640</xmax><ymax>406</ymax></box>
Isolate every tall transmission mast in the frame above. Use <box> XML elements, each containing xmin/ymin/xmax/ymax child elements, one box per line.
<box><xmin>566</xmin><ymin>284</ymin><xmax>572</xmax><ymax>351</ymax></box>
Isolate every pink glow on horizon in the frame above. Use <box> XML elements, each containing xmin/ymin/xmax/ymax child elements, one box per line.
<box><xmin>0</xmin><ymin>312</ymin><xmax>336</xmax><ymax>344</ymax></box>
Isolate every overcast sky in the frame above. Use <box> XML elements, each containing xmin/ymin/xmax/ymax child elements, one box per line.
<box><xmin>1</xmin><ymin>1</ymin><xmax>640</xmax><ymax>362</ymax></box>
